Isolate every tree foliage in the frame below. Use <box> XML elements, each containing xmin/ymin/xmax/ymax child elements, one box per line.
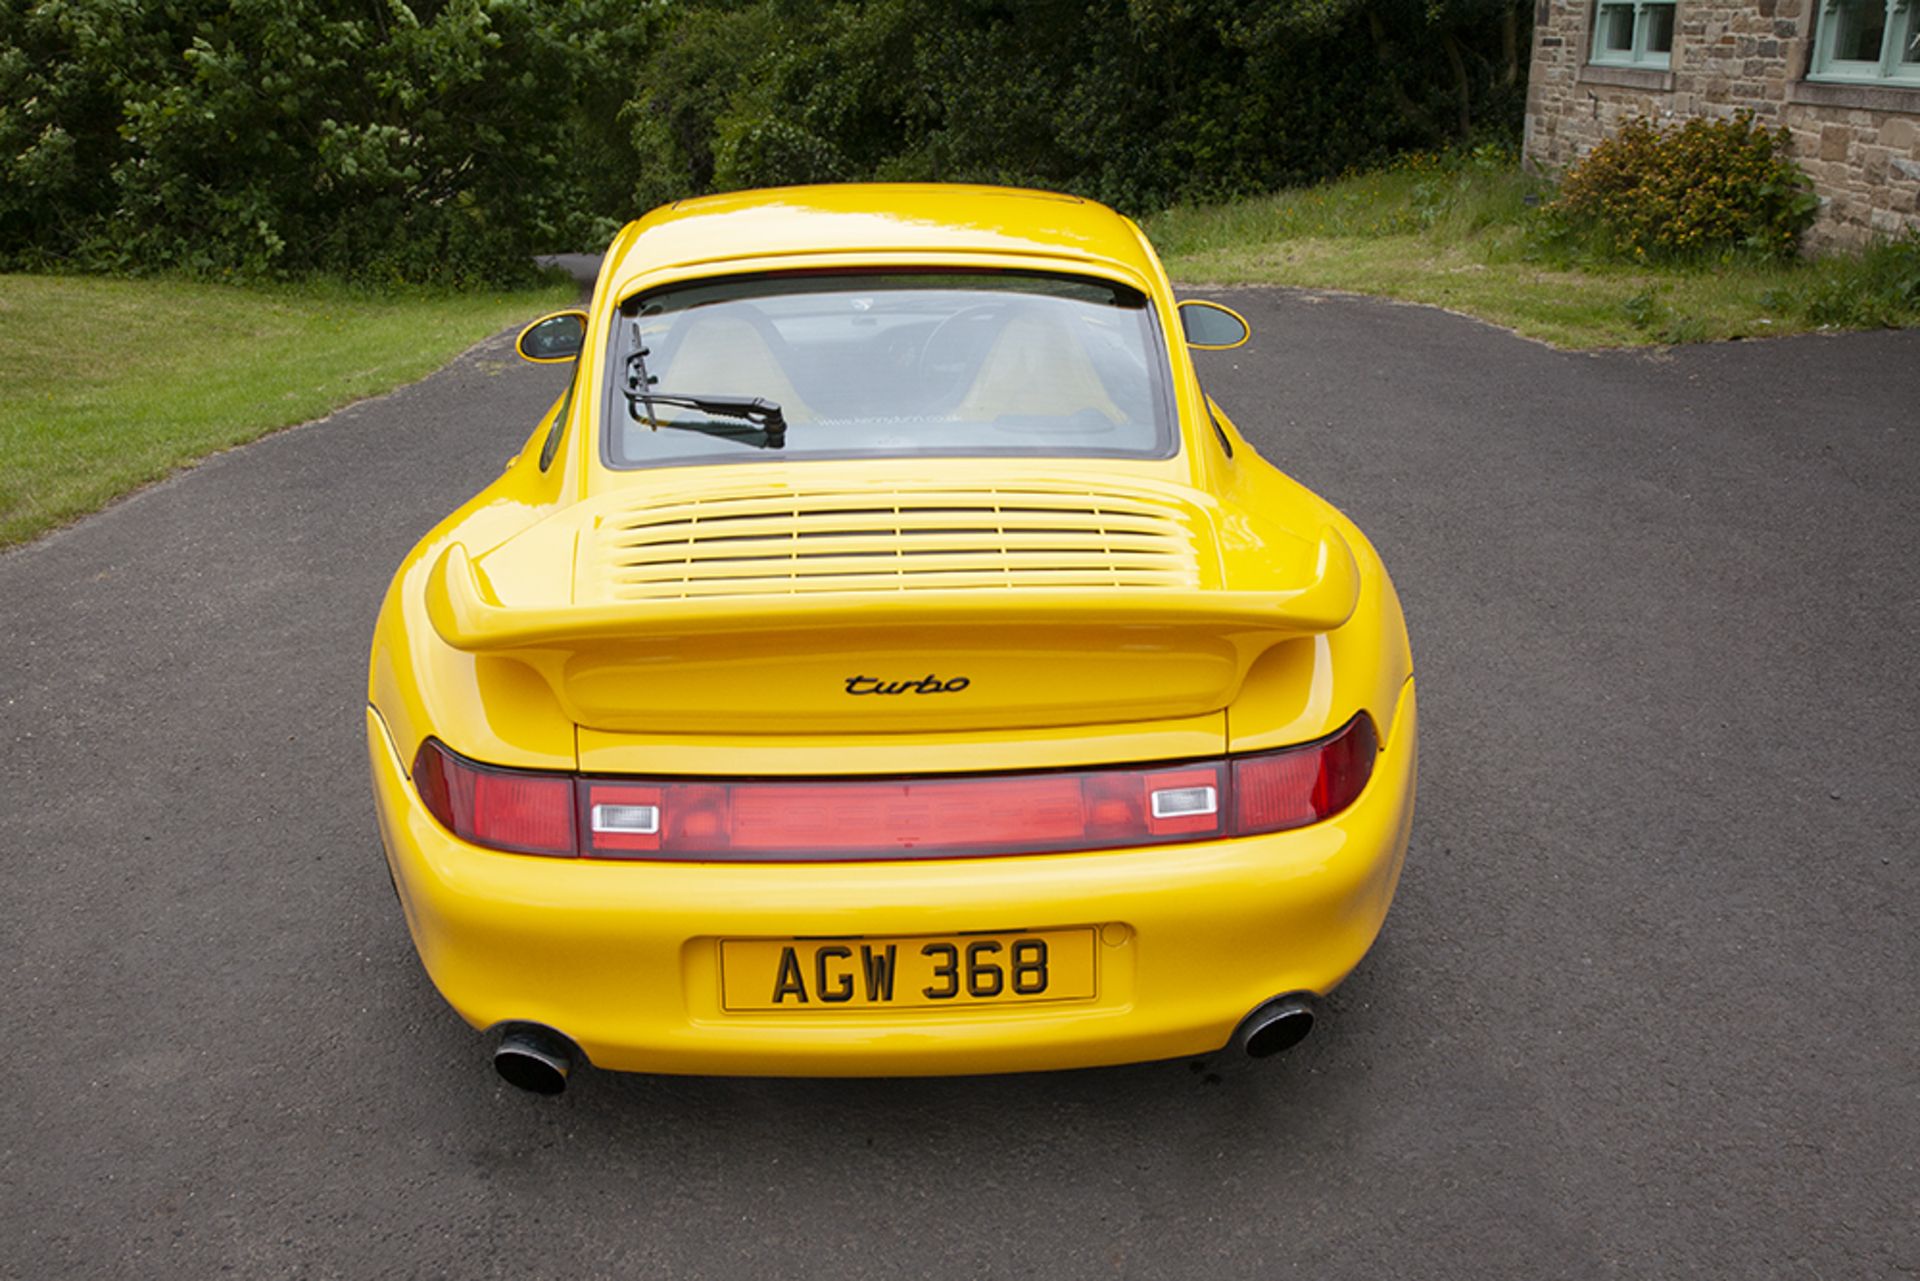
<box><xmin>1</xmin><ymin>0</ymin><xmax>1530</xmax><ymax>283</ymax></box>
<box><xmin>627</xmin><ymin>0</ymin><xmax>1530</xmax><ymax>215</ymax></box>
<box><xmin>0</xmin><ymin>0</ymin><xmax>650</xmax><ymax>283</ymax></box>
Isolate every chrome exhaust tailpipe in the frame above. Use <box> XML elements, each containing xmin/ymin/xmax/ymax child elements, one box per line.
<box><xmin>494</xmin><ymin>1024</ymin><xmax>576</xmax><ymax>1095</ymax></box>
<box><xmin>1231</xmin><ymin>994</ymin><xmax>1316</xmax><ymax>1060</ymax></box>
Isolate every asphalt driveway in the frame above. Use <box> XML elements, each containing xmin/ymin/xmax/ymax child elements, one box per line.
<box><xmin>2</xmin><ymin>289</ymin><xmax>1914</xmax><ymax>1279</ymax></box>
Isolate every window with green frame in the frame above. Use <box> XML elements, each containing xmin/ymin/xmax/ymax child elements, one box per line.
<box><xmin>1810</xmin><ymin>0</ymin><xmax>1920</xmax><ymax>83</ymax></box>
<box><xmin>1591</xmin><ymin>0</ymin><xmax>1677</xmax><ymax>67</ymax></box>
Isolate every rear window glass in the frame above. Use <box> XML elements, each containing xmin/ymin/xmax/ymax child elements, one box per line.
<box><xmin>603</xmin><ymin>271</ymin><xmax>1173</xmax><ymax>468</ymax></box>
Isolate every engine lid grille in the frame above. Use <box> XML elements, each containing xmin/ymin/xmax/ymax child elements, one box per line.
<box><xmin>581</xmin><ymin>484</ymin><xmax>1212</xmax><ymax>602</ymax></box>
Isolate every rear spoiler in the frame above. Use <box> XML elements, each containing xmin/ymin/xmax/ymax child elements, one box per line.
<box><xmin>424</xmin><ymin>527</ymin><xmax>1360</xmax><ymax>653</ymax></box>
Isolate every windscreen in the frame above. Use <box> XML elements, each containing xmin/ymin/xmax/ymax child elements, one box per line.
<box><xmin>603</xmin><ymin>271</ymin><xmax>1173</xmax><ymax>467</ymax></box>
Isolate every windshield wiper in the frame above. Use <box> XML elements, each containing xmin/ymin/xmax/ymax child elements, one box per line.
<box><xmin>623</xmin><ymin>341</ymin><xmax>787</xmax><ymax>450</ymax></box>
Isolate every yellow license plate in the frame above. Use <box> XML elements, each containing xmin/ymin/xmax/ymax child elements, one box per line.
<box><xmin>721</xmin><ymin>929</ymin><xmax>1096</xmax><ymax>1012</ymax></box>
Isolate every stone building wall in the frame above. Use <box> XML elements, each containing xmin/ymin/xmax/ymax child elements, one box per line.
<box><xmin>1523</xmin><ymin>0</ymin><xmax>1920</xmax><ymax>247</ymax></box>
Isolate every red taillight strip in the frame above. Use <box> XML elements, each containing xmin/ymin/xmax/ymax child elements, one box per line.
<box><xmin>1232</xmin><ymin>712</ymin><xmax>1379</xmax><ymax>835</ymax></box>
<box><xmin>409</xmin><ymin>714</ymin><xmax>1378</xmax><ymax>862</ymax></box>
<box><xmin>411</xmin><ymin>740</ymin><xmax>576</xmax><ymax>857</ymax></box>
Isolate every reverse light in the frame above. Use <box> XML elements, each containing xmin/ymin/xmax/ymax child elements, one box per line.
<box><xmin>585</xmin><ymin>783</ymin><xmax>663</xmax><ymax>852</ymax></box>
<box><xmin>409</xmin><ymin>714</ymin><xmax>1378</xmax><ymax>861</ymax></box>
<box><xmin>592</xmin><ymin>804</ymin><xmax>660</xmax><ymax>834</ymax></box>
<box><xmin>1150</xmin><ymin>787</ymin><xmax>1217</xmax><ymax>818</ymax></box>
<box><xmin>1144</xmin><ymin>769</ymin><xmax>1222</xmax><ymax>836</ymax></box>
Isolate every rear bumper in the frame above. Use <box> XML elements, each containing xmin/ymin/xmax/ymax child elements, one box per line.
<box><xmin>367</xmin><ymin>680</ymin><xmax>1417</xmax><ymax>1076</ymax></box>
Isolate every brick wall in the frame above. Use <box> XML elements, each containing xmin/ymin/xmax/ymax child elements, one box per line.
<box><xmin>1523</xmin><ymin>0</ymin><xmax>1920</xmax><ymax>247</ymax></box>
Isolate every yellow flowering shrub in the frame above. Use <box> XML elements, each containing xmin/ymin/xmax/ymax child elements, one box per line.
<box><xmin>1551</xmin><ymin>112</ymin><xmax>1818</xmax><ymax>261</ymax></box>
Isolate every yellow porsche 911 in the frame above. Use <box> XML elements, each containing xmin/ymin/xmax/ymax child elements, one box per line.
<box><xmin>366</xmin><ymin>184</ymin><xmax>1416</xmax><ymax>1094</ymax></box>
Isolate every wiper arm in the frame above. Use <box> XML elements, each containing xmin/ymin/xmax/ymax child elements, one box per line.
<box><xmin>633</xmin><ymin>392</ymin><xmax>787</xmax><ymax>449</ymax></box>
<box><xmin>624</xmin><ymin>342</ymin><xmax>787</xmax><ymax>449</ymax></box>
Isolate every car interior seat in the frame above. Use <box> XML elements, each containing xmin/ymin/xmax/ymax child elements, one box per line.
<box><xmin>948</xmin><ymin>308</ymin><xmax>1126</xmax><ymax>428</ymax></box>
<box><xmin>654</xmin><ymin>309</ymin><xmax>817</xmax><ymax>424</ymax></box>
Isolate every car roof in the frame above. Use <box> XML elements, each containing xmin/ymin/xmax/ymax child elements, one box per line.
<box><xmin>601</xmin><ymin>183</ymin><xmax>1161</xmax><ymax>294</ymax></box>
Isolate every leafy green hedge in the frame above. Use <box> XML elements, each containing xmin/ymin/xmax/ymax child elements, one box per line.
<box><xmin>2</xmin><ymin>0</ymin><xmax>1531</xmax><ymax>285</ymax></box>
<box><xmin>625</xmin><ymin>0</ymin><xmax>1532</xmax><ymax>217</ymax></box>
<box><xmin>0</xmin><ymin>0</ymin><xmax>648</xmax><ymax>284</ymax></box>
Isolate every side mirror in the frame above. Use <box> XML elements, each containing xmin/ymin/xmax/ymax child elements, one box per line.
<box><xmin>1178</xmin><ymin>300</ymin><xmax>1251</xmax><ymax>351</ymax></box>
<box><xmin>516</xmin><ymin>310</ymin><xmax>588</xmax><ymax>363</ymax></box>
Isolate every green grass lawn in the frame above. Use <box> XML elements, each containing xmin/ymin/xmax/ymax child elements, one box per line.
<box><xmin>1146</xmin><ymin>159</ymin><xmax>1920</xmax><ymax>348</ymax></box>
<box><xmin>0</xmin><ymin>273</ymin><xmax>575</xmax><ymax>548</ymax></box>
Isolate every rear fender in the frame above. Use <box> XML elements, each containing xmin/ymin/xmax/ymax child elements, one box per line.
<box><xmin>366</xmin><ymin>396</ymin><xmax>582</xmax><ymax>774</ymax></box>
<box><xmin>1212</xmin><ymin>405</ymin><xmax>1415</xmax><ymax>752</ymax></box>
